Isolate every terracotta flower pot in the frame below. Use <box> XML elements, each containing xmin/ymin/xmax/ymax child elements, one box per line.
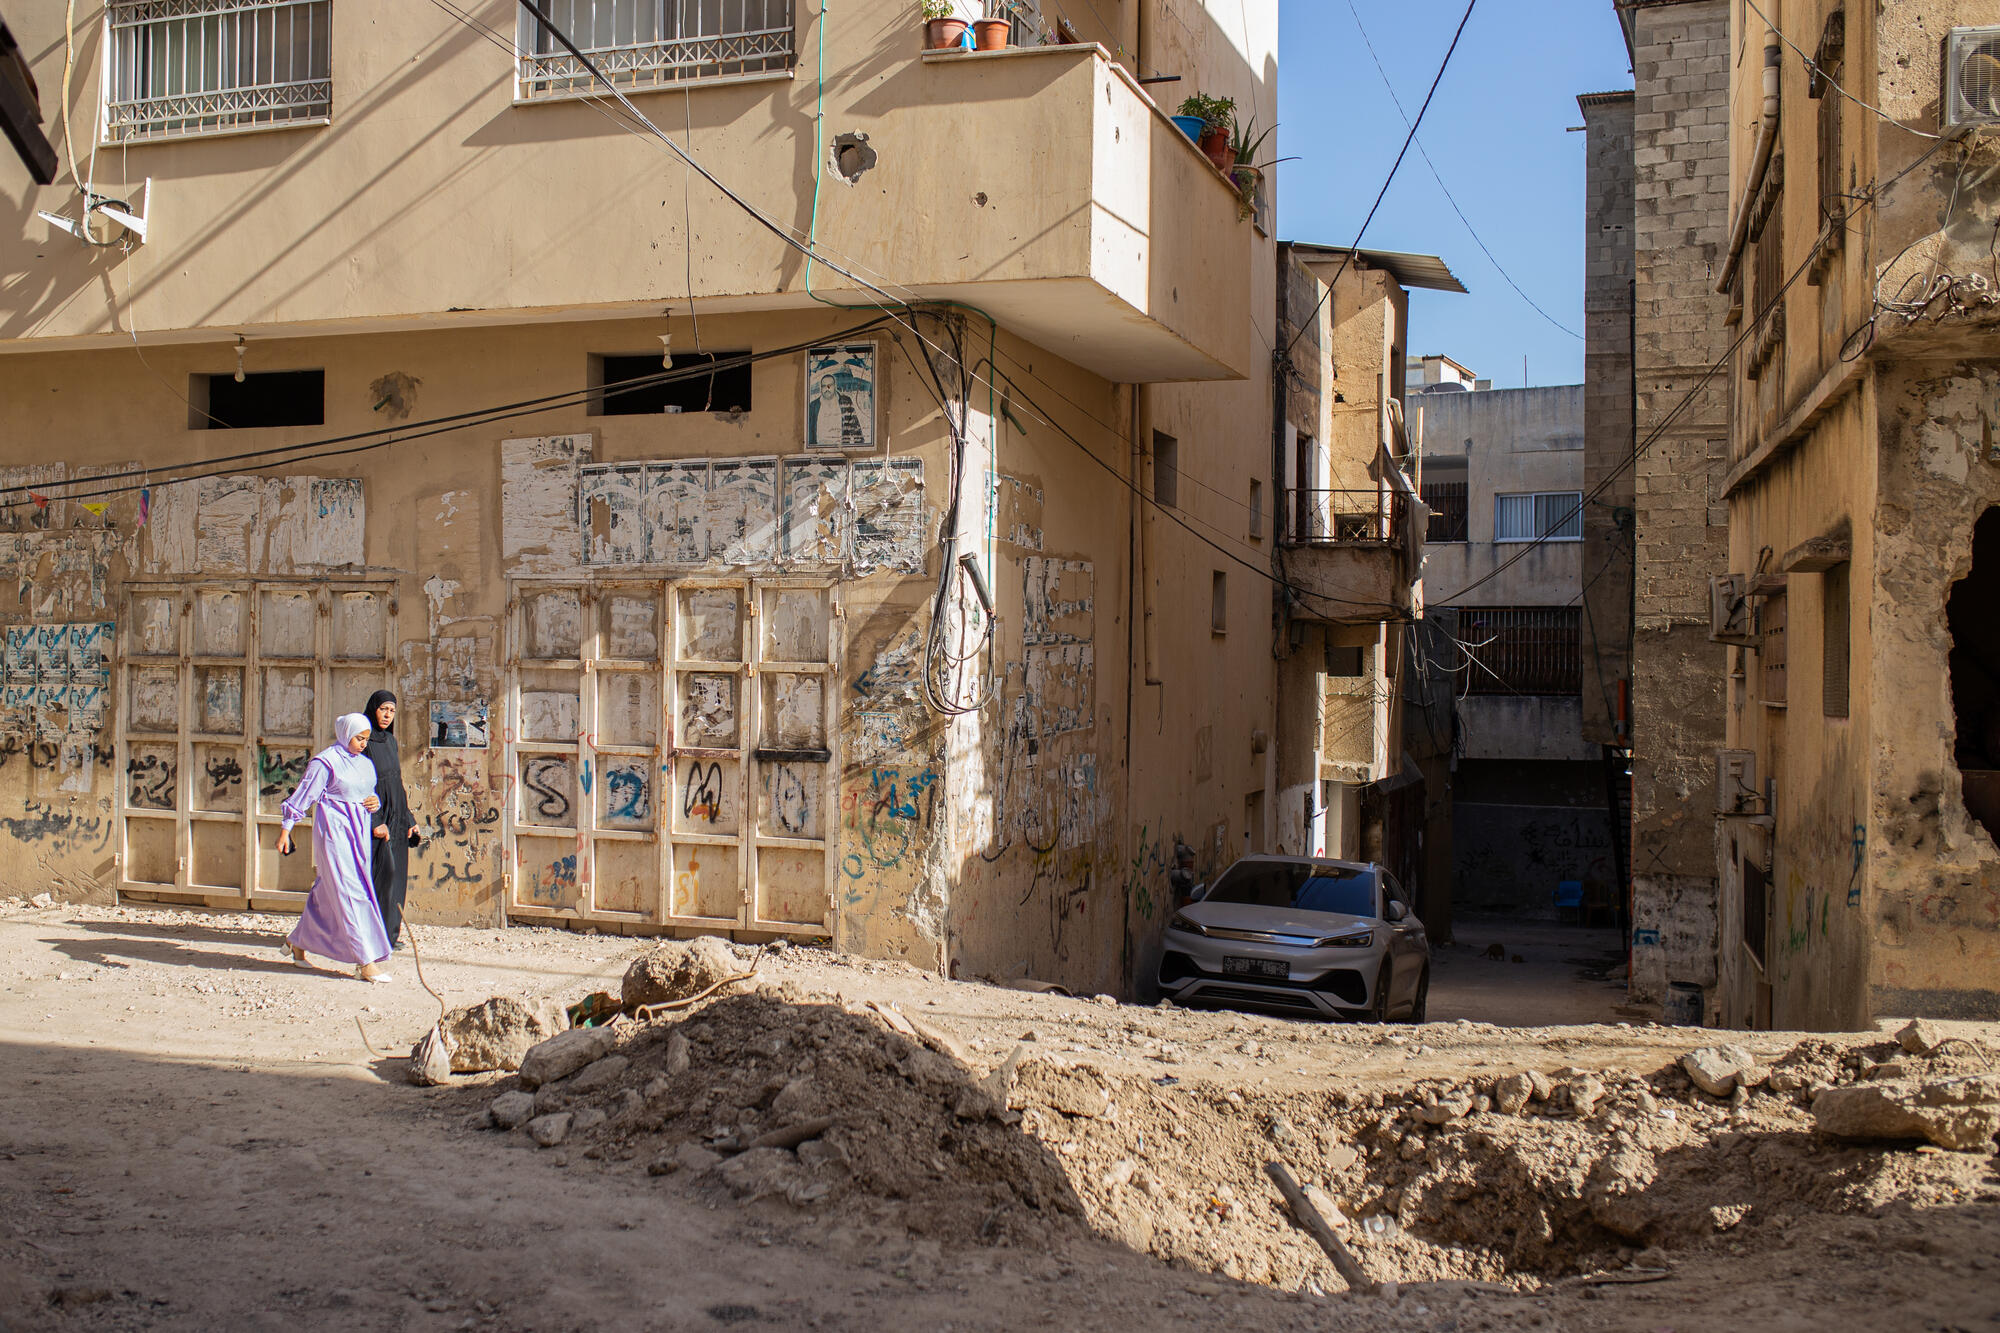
<box><xmin>924</xmin><ymin>17</ymin><xmax>969</xmax><ymax>49</ymax></box>
<box><xmin>1199</xmin><ymin>127</ymin><xmax>1235</xmax><ymax>171</ymax></box>
<box><xmin>972</xmin><ymin>18</ymin><xmax>1010</xmax><ymax>51</ymax></box>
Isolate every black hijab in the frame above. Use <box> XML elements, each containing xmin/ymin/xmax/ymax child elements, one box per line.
<box><xmin>362</xmin><ymin>690</ymin><xmax>411</xmax><ymax>832</ymax></box>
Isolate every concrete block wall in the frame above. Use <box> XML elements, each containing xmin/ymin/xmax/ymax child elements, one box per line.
<box><xmin>1580</xmin><ymin>91</ymin><xmax>1636</xmax><ymax>748</ymax></box>
<box><xmin>1626</xmin><ymin>0</ymin><xmax>1733</xmax><ymax>1004</ymax></box>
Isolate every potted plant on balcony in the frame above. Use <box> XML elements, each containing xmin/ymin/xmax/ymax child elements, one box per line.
<box><xmin>922</xmin><ymin>0</ymin><xmax>968</xmax><ymax>50</ymax></box>
<box><xmin>972</xmin><ymin>14</ymin><xmax>1011</xmax><ymax>50</ymax></box>
<box><xmin>1227</xmin><ymin>116</ymin><xmax>1275</xmax><ymax>217</ymax></box>
<box><xmin>1177</xmin><ymin>93</ymin><xmax>1237</xmax><ymax>170</ymax></box>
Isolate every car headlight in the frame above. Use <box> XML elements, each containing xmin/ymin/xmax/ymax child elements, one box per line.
<box><xmin>1313</xmin><ymin>930</ymin><xmax>1373</xmax><ymax>948</ymax></box>
<box><xmin>1167</xmin><ymin>913</ymin><xmax>1208</xmax><ymax>937</ymax></box>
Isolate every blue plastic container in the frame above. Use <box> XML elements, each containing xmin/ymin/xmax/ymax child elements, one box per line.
<box><xmin>1170</xmin><ymin>114</ymin><xmax>1206</xmax><ymax>143</ymax></box>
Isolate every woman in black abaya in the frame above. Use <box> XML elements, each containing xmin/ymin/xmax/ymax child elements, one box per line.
<box><xmin>362</xmin><ymin>690</ymin><xmax>421</xmax><ymax>947</ymax></box>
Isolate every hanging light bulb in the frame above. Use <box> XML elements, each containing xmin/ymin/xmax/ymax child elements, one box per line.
<box><xmin>660</xmin><ymin>307</ymin><xmax>674</xmax><ymax>369</ymax></box>
<box><xmin>233</xmin><ymin>336</ymin><xmax>247</xmax><ymax>383</ymax></box>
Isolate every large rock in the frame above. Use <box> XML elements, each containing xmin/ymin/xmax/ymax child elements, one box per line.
<box><xmin>518</xmin><ymin>1026</ymin><xmax>617</xmax><ymax>1090</ymax></box>
<box><xmin>488</xmin><ymin>1091</ymin><xmax>537</xmax><ymax>1130</ymax></box>
<box><xmin>621</xmin><ymin>938</ymin><xmax>744</xmax><ymax>1010</ymax></box>
<box><xmin>1682</xmin><ymin>1044</ymin><xmax>1756</xmax><ymax>1097</ymax></box>
<box><xmin>1897</xmin><ymin>1019</ymin><xmax>1947</xmax><ymax>1055</ymax></box>
<box><xmin>441</xmin><ymin>996</ymin><xmax>569</xmax><ymax>1073</ymax></box>
<box><xmin>1811</xmin><ymin>1076</ymin><xmax>2000</xmax><ymax>1150</ymax></box>
<box><xmin>406</xmin><ymin>1027</ymin><xmax>453</xmax><ymax>1086</ymax></box>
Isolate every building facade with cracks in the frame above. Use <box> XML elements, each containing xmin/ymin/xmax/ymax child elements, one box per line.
<box><xmin>1713</xmin><ymin>0</ymin><xmax>2000</xmax><ymax>1027</ymax></box>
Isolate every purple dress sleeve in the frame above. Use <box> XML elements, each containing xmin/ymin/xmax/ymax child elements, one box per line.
<box><xmin>280</xmin><ymin>755</ymin><xmax>334</xmax><ymax>832</ymax></box>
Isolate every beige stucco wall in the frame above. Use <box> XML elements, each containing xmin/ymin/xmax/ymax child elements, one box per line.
<box><xmin>3</xmin><ymin>4</ymin><xmax>1248</xmax><ymax>383</ymax></box>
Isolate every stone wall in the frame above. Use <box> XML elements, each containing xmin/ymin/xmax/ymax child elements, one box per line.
<box><xmin>1626</xmin><ymin>0</ymin><xmax>1732</xmax><ymax>1004</ymax></box>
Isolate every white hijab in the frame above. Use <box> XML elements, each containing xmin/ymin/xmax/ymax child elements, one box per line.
<box><xmin>334</xmin><ymin>712</ymin><xmax>372</xmax><ymax>749</ymax></box>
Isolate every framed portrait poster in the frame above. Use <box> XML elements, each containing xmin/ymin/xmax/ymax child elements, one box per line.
<box><xmin>804</xmin><ymin>342</ymin><xmax>878</xmax><ymax>452</ymax></box>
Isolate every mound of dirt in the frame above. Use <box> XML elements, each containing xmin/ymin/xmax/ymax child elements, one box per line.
<box><xmin>490</xmin><ymin>983</ymin><xmax>1087</xmax><ymax>1246</ymax></box>
<box><xmin>468</xmin><ymin>991</ymin><xmax>2000</xmax><ymax>1294</ymax></box>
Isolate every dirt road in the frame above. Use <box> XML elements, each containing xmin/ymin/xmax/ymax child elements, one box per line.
<box><xmin>3</xmin><ymin>900</ymin><xmax>1997</xmax><ymax>1332</ymax></box>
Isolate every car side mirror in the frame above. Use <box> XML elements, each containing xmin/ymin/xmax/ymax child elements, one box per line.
<box><xmin>1189</xmin><ymin>883</ymin><xmax>1208</xmax><ymax>902</ymax></box>
<box><xmin>1384</xmin><ymin>900</ymin><xmax>1408</xmax><ymax>922</ymax></box>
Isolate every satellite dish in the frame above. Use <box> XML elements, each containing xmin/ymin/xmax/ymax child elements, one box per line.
<box><xmin>37</xmin><ymin>178</ymin><xmax>150</xmax><ymax>247</ymax></box>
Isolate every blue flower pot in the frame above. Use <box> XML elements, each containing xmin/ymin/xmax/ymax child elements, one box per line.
<box><xmin>1170</xmin><ymin>114</ymin><xmax>1206</xmax><ymax>143</ymax></box>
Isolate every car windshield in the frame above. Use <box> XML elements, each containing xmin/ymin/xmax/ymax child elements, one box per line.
<box><xmin>1202</xmin><ymin>862</ymin><xmax>1379</xmax><ymax>917</ymax></box>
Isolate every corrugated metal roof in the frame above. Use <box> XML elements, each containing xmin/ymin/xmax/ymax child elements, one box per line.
<box><xmin>1285</xmin><ymin>243</ymin><xmax>1468</xmax><ymax>294</ymax></box>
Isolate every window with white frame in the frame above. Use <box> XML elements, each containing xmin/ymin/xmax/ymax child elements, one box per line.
<box><xmin>1494</xmin><ymin>491</ymin><xmax>1583</xmax><ymax>543</ymax></box>
<box><xmin>105</xmin><ymin>0</ymin><xmax>333</xmax><ymax>144</ymax></box>
<box><xmin>516</xmin><ymin>0</ymin><xmax>796</xmax><ymax>101</ymax></box>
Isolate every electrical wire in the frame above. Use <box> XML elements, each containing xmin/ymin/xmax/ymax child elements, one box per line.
<box><xmin>1740</xmin><ymin>0</ymin><xmax>1942</xmax><ymax>141</ymax></box>
<box><xmin>1280</xmin><ymin>0</ymin><xmax>1479</xmax><ymax>359</ymax></box>
<box><xmin>1341</xmin><ymin>0</ymin><xmax>1581</xmax><ymax>342</ymax></box>
<box><xmin>0</xmin><ymin>326</ymin><xmax>901</xmax><ymax>510</ymax></box>
<box><xmin>1429</xmin><ymin>146</ymin><xmax>1932</xmax><ymax>606</ymax></box>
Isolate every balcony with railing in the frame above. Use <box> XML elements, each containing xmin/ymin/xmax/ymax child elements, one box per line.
<box><xmin>1281</xmin><ymin>487</ymin><xmax>1419</xmax><ymax>621</ymax></box>
<box><xmin>18</xmin><ymin>10</ymin><xmax>1257</xmax><ymax>383</ymax></box>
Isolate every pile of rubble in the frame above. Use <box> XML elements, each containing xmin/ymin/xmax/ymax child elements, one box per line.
<box><xmin>425</xmin><ymin>941</ymin><xmax>2000</xmax><ymax>1291</ymax></box>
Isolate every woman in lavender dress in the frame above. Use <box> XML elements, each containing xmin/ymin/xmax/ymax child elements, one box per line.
<box><xmin>275</xmin><ymin>713</ymin><xmax>394</xmax><ymax>983</ymax></box>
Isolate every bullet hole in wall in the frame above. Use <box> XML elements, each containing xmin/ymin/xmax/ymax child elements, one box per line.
<box><xmin>831</xmin><ymin>133</ymin><xmax>876</xmax><ymax>185</ymax></box>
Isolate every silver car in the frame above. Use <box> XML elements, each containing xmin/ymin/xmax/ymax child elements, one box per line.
<box><xmin>1156</xmin><ymin>855</ymin><xmax>1430</xmax><ymax>1021</ymax></box>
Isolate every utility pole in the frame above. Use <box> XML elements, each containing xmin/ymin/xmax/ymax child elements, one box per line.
<box><xmin>0</xmin><ymin>13</ymin><xmax>59</xmax><ymax>185</ymax></box>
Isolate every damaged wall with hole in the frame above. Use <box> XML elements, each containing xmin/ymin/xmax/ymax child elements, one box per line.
<box><xmin>1711</xmin><ymin>4</ymin><xmax>2000</xmax><ymax>1028</ymax></box>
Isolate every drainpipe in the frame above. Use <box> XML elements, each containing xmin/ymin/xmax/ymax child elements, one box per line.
<box><xmin>1715</xmin><ymin>28</ymin><xmax>1783</xmax><ymax>295</ymax></box>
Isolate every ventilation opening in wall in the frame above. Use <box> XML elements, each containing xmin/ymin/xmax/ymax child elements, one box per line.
<box><xmin>190</xmin><ymin>370</ymin><xmax>324</xmax><ymax>430</ymax></box>
<box><xmin>593</xmin><ymin>352</ymin><xmax>751</xmax><ymax>416</ymax></box>
<box><xmin>1153</xmin><ymin>431</ymin><xmax>1179</xmax><ymax>509</ymax></box>
<box><xmin>1948</xmin><ymin>507</ymin><xmax>2000</xmax><ymax>839</ymax></box>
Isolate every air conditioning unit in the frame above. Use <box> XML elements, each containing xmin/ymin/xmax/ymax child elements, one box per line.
<box><xmin>1943</xmin><ymin>26</ymin><xmax>2000</xmax><ymax>133</ymax></box>
<box><xmin>1716</xmin><ymin>749</ymin><xmax>1758</xmax><ymax>815</ymax></box>
<box><xmin>1708</xmin><ymin>574</ymin><xmax>1757</xmax><ymax>645</ymax></box>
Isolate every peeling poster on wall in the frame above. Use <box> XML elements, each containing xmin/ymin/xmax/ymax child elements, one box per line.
<box><xmin>706</xmin><ymin>459</ymin><xmax>778</xmax><ymax>564</ymax></box>
<box><xmin>852</xmin><ymin>457</ymin><xmax>927</xmax><ymax>573</ymax></box>
<box><xmin>429</xmin><ymin>700</ymin><xmax>490</xmax><ymax>749</ymax></box>
<box><xmin>501</xmin><ymin>435</ymin><xmax>591</xmax><ymax>573</ymax></box>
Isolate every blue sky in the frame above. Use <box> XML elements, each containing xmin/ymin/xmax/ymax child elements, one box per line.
<box><xmin>1275</xmin><ymin>1</ymin><xmax>1635</xmax><ymax>387</ymax></box>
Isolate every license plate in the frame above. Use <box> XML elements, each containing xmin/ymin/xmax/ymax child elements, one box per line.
<box><xmin>1223</xmin><ymin>956</ymin><xmax>1288</xmax><ymax>979</ymax></box>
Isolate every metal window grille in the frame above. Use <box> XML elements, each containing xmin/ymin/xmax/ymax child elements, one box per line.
<box><xmin>1458</xmin><ymin>606</ymin><xmax>1580</xmax><ymax>695</ymax></box>
<box><xmin>517</xmin><ymin>0</ymin><xmax>796</xmax><ymax>99</ymax></box>
<box><xmin>106</xmin><ymin>0</ymin><xmax>332</xmax><ymax>143</ymax></box>
<box><xmin>1421</xmin><ymin>480</ymin><xmax>1468</xmax><ymax>542</ymax></box>
<box><xmin>1494</xmin><ymin>491</ymin><xmax>1582</xmax><ymax>543</ymax></box>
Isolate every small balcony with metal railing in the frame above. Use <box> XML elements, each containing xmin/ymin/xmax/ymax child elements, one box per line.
<box><xmin>1280</xmin><ymin>487</ymin><xmax>1419</xmax><ymax>622</ymax></box>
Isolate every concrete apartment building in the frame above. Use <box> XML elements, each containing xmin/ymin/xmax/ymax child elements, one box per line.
<box><xmin>1711</xmin><ymin>0</ymin><xmax>2000</xmax><ymax>1027</ymax></box>
<box><xmin>1578</xmin><ymin>0</ymin><xmax>1734</xmax><ymax>1014</ymax></box>
<box><xmin>0</xmin><ymin>0</ymin><xmax>1304</xmax><ymax>998</ymax></box>
<box><xmin>1273</xmin><ymin>245</ymin><xmax>1450</xmax><ymax>922</ymax></box>
<box><xmin>1415</xmin><ymin>380</ymin><xmax>1620</xmax><ymax>917</ymax></box>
